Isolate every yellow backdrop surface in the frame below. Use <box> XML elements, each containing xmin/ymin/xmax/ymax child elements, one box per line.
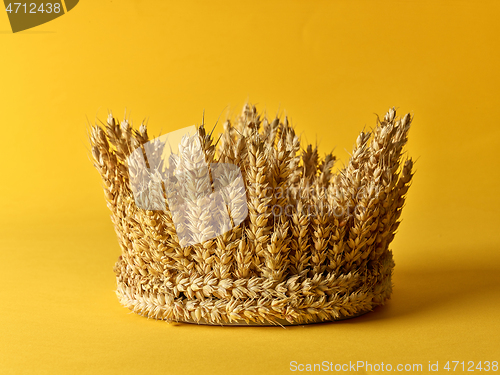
<box><xmin>1</xmin><ymin>1</ymin><xmax>499</xmax><ymax>374</ymax></box>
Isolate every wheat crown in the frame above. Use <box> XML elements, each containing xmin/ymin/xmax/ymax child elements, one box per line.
<box><xmin>89</xmin><ymin>104</ymin><xmax>413</xmax><ymax>325</ymax></box>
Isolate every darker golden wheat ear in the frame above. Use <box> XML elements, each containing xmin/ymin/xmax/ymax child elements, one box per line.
<box><xmin>89</xmin><ymin>104</ymin><xmax>414</xmax><ymax>325</ymax></box>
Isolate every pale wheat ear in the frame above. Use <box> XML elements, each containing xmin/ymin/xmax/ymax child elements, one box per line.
<box><xmin>90</xmin><ymin>105</ymin><xmax>414</xmax><ymax>325</ymax></box>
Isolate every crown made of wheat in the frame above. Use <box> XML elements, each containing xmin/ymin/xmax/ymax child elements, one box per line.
<box><xmin>89</xmin><ymin>104</ymin><xmax>413</xmax><ymax>325</ymax></box>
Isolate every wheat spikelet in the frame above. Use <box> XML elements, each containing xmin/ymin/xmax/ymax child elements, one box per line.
<box><xmin>245</xmin><ymin>135</ymin><xmax>273</xmax><ymax>275</ymax></box>
<box><xmin>90</xmin><ymin>104</ymin><xmax>414</xmax><ymax>325</ymax></box>
<box><xmin>288</xmin><ymin>200</ymin><xmax>311</xmax><ymax>276</ymax></box>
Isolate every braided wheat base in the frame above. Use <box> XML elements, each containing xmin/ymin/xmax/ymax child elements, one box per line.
<box><xmin>114</xmin><ymin>250</ymin><xmax>395</xmax><ymax>326</ymax></box>
<box><xmin>132</xmin><ymin>305</ymin><xmax>371</xmax><ymax>326</ymax></box>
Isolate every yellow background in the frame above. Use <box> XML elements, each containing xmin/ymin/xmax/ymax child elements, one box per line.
<box><xmin>1</xmin><ymin>1</ymin><xmax>499</xmax><ymax>374</ymax></box>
